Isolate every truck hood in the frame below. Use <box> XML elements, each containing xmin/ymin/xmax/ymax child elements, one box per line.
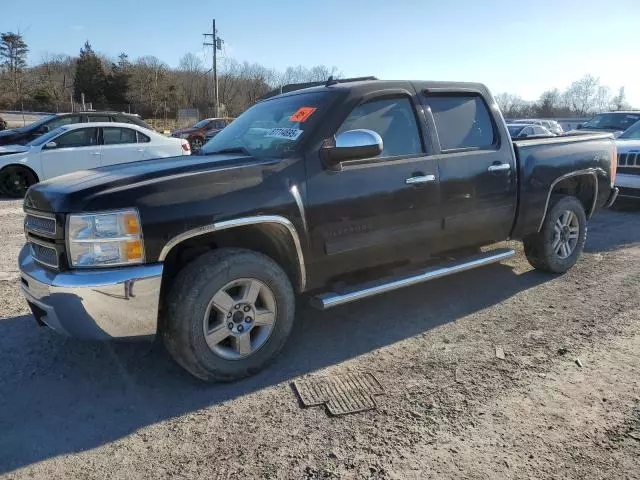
<box><xmin>0</xmin><ymin>145</ymin><xmax>30</xmax><ymax>156</ymax></box>
<box><xmin>616</xmin><ymin>139</ymin><xmax>640</xmax><ymax>153</ymax></box>
<box><xmin>24</xmin><ymin>153</ymin><xmax>278</xmax><ymax>213</ymax></box>
<box><xmin>567</xmin><ymin>128</ymin><xmax>623</xmax><ymax>138</ymax></box>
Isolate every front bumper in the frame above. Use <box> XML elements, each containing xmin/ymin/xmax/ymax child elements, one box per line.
<box><xmin>19</xmin><ymin>246</ymin><xmax>163</xmax><ymax>340</ymax></box>
<box><xmin>615</xmin><ymin>173</ymin><xmax>640</xmax><ymax>200</ymax></box>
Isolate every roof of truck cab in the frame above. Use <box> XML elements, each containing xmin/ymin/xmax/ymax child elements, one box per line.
<box><xmin>269</xmin><ymin>80</ymin><xmax>492</xmax><ymax>100</ymax></box>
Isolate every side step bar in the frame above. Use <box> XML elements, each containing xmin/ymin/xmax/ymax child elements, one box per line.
<box><xmin>310</xmin><ymin>248</ymin><xmax>515</xmax><ymax>310</ymax></box>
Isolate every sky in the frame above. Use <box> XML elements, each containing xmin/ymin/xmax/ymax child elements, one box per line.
<box><xmin>3</xmin><ymin>0</ymin><xmax>640</xmax><ymax>106</ymax></box>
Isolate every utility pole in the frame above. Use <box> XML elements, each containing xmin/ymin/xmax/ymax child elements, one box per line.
<box><xmin>203</xmin><ymin>20</ymin><xmax>222</xmax><ymax>117</ymax></box>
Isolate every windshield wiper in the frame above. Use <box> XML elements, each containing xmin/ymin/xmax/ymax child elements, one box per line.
<box><xmin>206</xmin><ymin>146</ymin><xmax>252</xmax><ymax>156</ymax></box>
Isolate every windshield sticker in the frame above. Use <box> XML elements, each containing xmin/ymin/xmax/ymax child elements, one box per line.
<box><xmin>289</xmin><ymin>107</ymin><xmax>317</xmax><ymax>123</ymax></box>
<box><xmin>265</xmin><ymin>127</ymin><xmax>303</xmax><ymax>141</ymax></box>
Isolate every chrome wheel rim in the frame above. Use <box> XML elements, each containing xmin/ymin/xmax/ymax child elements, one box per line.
<box><xmin>203</xmin><ymin>278</ymin><xmax>277</xmax><ymax>360</ymax></box>
<box><xmin>552</xmin><ymin>210</ymin><xmax>579</xmax><ymax>259</ymax></box>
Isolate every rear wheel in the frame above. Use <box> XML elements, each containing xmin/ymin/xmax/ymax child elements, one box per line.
<box><xmin>523</xmin><ymin>195</ymin><xmax>587</xmax><ymax>273</ymax></box>
<box><xmin>0</xmin><ymin>166</ymin><xmax>38</xmax><ymax>198</ymax></box>
<box><xmin>163</xmin><ymin>248</ymin><xmax>295</xmax><ymax>382</ymax></box>
<box><xmin>189</xmin><ymin>136</ymin><xmax>204</xmax><ymax>153</ymax></box>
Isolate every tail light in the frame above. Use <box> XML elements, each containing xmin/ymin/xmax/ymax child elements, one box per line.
<box><xmin>610</xmin><ymin>143</ymin><xmax>617</xmax><ymax>187</ymax></box>
<box><xmin>181</xmin><ymin>140</ymin><xmax>191</xmax><ymax>154</ymax></box>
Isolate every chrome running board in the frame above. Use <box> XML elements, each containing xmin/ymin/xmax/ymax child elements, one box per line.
<box><xmin>310</xmin><ymin>248</ymin><xmax>515</xmax><ymax>310</ymax></box>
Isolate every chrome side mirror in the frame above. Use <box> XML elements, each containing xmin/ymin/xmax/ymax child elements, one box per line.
<box><xmin>323</xmin><ymin>129</ymin><xmax>383</xmax><ymax>169</ymax></box>
<box><xmin>44</xmin><ymin>141</ymin><xmax>57</xmax><ymax>149</ymax></box>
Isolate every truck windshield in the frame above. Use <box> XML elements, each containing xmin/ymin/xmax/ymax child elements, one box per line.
<box><xmin>582</xmin><ymin>113</ymin><xmax>640</xmax><ymax>131</ymax></box>
<box><xmin>201</xmin><ymin>91</ymin><xmax>332</xmax><ymax>158</ymax></box>
<box><xmin>619</xmin><ymin>120</ymin><xmax>640</xmax><ymax>140</ymax></box>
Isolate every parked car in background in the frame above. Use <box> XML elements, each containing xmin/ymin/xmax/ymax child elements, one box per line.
<box><xmin>567</xmin><ymin>111</ymin><xmax>640</xmax><ymax>138</ymax></box>
<box><xmin>614</xmin><ymin>119</ymin><xmax>640</xmax><ymax>201</ymax></box>
<box><xmin>18</xmin><ymin>78</ymin><xmax>618</xmax><ymax>382</ymax></box>
<box><xmin>507</xmin><ymin>123</ymin><xmax>555</xmax><ymax>139</ymax></box>
<box><xmin>0</xmin><ymin>122</ymin><xmax>190</xmax><ymax>197</ymax></box>
<box><xmin>171</xmin><ymin>117</ymin><xmax>235</xmax><ymax>152</ymax></box>
<box><xmin>510</xmin><ymin>118</ymin><xmax>563</xmax><ymax>135</ymax></box>
<box><xmin>0</xmin><ymin>111</ymin><xmax>151</xmax><ymax>146</ymax></box>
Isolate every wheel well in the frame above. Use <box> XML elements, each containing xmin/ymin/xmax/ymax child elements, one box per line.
<box><xmin>549</xmin><ymin>174</ymin><xmax>596</xmax><ymax>218</ymax></box>
<box><xmin>160</xmin><ymin>224</ymin><xmax>302</xmax><ymax>306</ymax></box>
<box><xmin>0</xmin><ymin>164</ymin><xmax>39</xmax><ymax>182</ymax></box>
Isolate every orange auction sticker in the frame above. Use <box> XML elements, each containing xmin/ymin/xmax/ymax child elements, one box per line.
<box><xmin>289</xmin><ymin>107</ymin><xmax>317</xmax><ymax>123</ymax></box>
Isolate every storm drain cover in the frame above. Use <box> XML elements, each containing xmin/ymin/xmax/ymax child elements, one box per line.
<box><xmin>293</xmin><ymin>372</ymin><xmax>384</xmax><ymax>416</ymax></box>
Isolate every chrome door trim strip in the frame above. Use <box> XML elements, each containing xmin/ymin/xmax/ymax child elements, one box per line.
<box><xmin>159</xmin><ymin>215</ymin><xmax>307</xmax><ymax>291</ymax></box>
<box><xmin>537</xmin><ymin>169</ymin><xmax>599</xmax><ymax>232</ymax></box>
<box><xmin>289</xmin><ymin>184</ymin><xmax>307</xmax><ymax>233</ymax></box>
<box><xmin>311</xmin><ymin>248</ymin><xmax>515</xmax><ymax>310</ymax></box>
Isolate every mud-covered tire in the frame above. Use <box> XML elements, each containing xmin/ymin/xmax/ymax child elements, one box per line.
<box><xmin>523</xmin><ymin>195</ymin><xmax>587</xmax><ymax>273</ymax></box>
<box><xmin>163</xmin><ymin>248</ymin><xmax>295</xmax><ymax>382</ymax></box>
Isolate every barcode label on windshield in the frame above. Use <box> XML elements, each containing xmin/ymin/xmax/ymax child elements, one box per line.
<box><xmin>265</xmin><ymin>127</ymin><xmax>303</xmax><ymax>141</ymax></box>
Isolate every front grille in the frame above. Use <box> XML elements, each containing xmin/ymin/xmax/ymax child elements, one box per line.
<box><xmin>25</xmin><ymin>213</ymin><xmax>56</xmax><ymax>236</ymax></box>
<box><xmin>618</xmin><ymin>152</ymin><xmax>640</xmax><ymax>168</ymax></box>
<box><xmin>29</xmin><ymin>240</ymin><xmax>59</xmax><ymax>268</ymax></box>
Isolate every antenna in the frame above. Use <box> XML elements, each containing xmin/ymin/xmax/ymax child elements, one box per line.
<box><xmin>325</xmin><ymin>76</ymin><xmax>338</xmax><ymax>87</ymax></box>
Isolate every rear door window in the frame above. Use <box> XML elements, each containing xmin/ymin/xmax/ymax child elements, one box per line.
<box><xmin>88</xmin><ymin>115</ymin><xmax>111</xmax><ymax>122</ymax></box>
<box><xmin>424</xmin><ymin>94</ymin><xmax>497</xmax><ymax>151</ymax></box>
<box><xmin>337</xmin><ymin>97</ymin><xmax>423</xmax><ymax>158</ymax></box>
<box><xmin>103</xmin><ymin>127</ymin><xmax>137</xmax><ymax>145</ymax></box>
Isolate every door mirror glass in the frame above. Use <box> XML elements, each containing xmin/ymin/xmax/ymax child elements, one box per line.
<box><xmin>324</xmin><ymin>129</ymin><xmax>383</xmax><ymax>166</ymax></box>
<box><xmin>38</xmin><ymin>125</ymin><xmax>50</xmax><ymax>134</ymax></box>
<box><xmin>576</xmin><ymin>124</ymin><xmax>583</xmax><ymax>129</ymax></box>
<box><xmin>44</xmin><ymin>141</ymin><xmax>57</xmax><ymax>149</ymax></box>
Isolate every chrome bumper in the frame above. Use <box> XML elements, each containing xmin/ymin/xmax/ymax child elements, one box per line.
<box><xmin>19</xmin><ymin>246</ymin><xmax>163</xmax><ymax>340</ymax></box>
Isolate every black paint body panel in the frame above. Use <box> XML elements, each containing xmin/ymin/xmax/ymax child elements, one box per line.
<box><xmin>23</xmin><ymin>80</ymin><xmax>616</xmax><ymax>291</ymax></box>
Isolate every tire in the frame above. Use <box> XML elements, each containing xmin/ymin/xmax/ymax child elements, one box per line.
<box><xmin>0</xmin><ymin>166</ymin><xmax>37</xmax><ymax>198</ymax></box>
<box><xmin>523</xmin><ymin>195</ymin><xmax>587</xmax><ymax>273</ymax></box>
<box><xmin>190</xmin><ymin>137</ymin><xmax>204</xmax><ymax>152</ymax></box>
<box><xmin>163</xmin><ymin>248</ymin><xmax>296</xmax><ymax>382</ymax></box>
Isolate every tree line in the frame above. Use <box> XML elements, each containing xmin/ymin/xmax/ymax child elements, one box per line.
<box><xmin>495</xmin><ymin>76</ymin><xmax>632</xmax><ymax>119</ymax></box>
<box><xmin>0</xmin><ymin>32</ymin><xmax>339</xmax><ymax>119</ymax></box>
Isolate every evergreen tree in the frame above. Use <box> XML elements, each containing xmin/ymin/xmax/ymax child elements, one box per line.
<box><xmin>73</xmin><ymin>41</ymin><xmax>107</xmax><ymax>106</ymax></box>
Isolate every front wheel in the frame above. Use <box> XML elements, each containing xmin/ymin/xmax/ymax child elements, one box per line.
<box><xmin>163</xmin><ymin>248</ymin><xmax>296</xmax><ymax>382</ymax></box>
<box><xmin>0</xmin><ymin>166</ymin><xmax>37</xmax><ymax>198</ymax></box>
<box><xmin>523</xmin><ymin>195</ymin><xmax>587</xmax><ymax>273</ymax></box>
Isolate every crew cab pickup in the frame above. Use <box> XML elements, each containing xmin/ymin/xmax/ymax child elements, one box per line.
<box><xmin>18</xmin><ymin>78</ymin><xmax>619</xmax><ymax>382</ymax></box>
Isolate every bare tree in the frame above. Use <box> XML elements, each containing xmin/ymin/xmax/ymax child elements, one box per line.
<box><xmin>494</xmin><ymin>92</ymin><xmax>531</xmax><ymax>118</ymax></box>
<box><xmin>562</xmin><ymin>75</ymin><xmax>601</xmax><ymax>116</ymax></box>
<box><xmin>612</xmin><ymin>87</ymin><xmax>631</xmax><ymax>111</ymax></box>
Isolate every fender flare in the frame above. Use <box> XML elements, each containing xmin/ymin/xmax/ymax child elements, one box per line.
<box><xmin>158</xmin><ymin>215</ymin><xmax>307</xmax><ymax>291</ymax></box>
<box><xmin>538</xmin><ymin>169</ymin><xmax>599</xmax><ymax>232</ymax></box>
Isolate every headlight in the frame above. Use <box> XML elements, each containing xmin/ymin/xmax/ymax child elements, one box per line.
<box><xmin>67</xmin><ymin>209</ymin><xmax>144</xmax><ymax>267</ymax></box>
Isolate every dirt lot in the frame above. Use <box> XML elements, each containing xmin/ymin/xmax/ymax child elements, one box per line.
<box><xmin>0</xmin><ymin>198</ymin><xmax>638</xmax><ymax>479</ymax></box>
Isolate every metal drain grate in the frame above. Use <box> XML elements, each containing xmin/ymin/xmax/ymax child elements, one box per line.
<box><xmin>293</xmin><ymin>372</ymin><xmax>384</xmax><ymax>416</ymax></box>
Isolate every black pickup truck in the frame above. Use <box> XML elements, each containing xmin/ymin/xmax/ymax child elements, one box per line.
<box><xmin>19</xmin><ymin>78</ymin><xmax>619</xmax><ymax>381</ymax></box>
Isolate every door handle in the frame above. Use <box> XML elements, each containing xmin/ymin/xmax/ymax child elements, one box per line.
<box><xmin>92</xmin><ymin>152</ymin><xmax>101</xmax><ymax>156</ymax></box>
<box><xmin>136</xmin><ymin>149</ymin><xmax>144</xmax><ymax>152</ymax></box>
<box><xmin>405</xmin><ymin>174</ymin><xmax>436</xmax><ymax>185</ymax></box>
<box><xmin>487</xmin><ymin>163</ymin><xmax>510</xmax><ymax>172</ymax></box>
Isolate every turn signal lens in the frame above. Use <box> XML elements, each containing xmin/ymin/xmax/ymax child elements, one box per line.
<box><xmin>125</xmin><ymin>240</ymin><xmax>143</xmax><ymax>262</ymax></box>
<box><xmin>611</xmin><ymin>143</ymin><xmax>617</xmax><ymax>187</ymax></box>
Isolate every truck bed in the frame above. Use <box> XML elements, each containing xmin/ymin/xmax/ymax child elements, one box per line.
<box><xmin>510</xmin><ymin>132</ymin><xmax>616</xmax><ymax>238</ymax></box>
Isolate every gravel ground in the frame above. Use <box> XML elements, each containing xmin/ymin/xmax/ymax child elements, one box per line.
<box><xmin>0</xmin><ymin>198</ymin><xmax>639</xmax><ymax>479</ymax></box>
